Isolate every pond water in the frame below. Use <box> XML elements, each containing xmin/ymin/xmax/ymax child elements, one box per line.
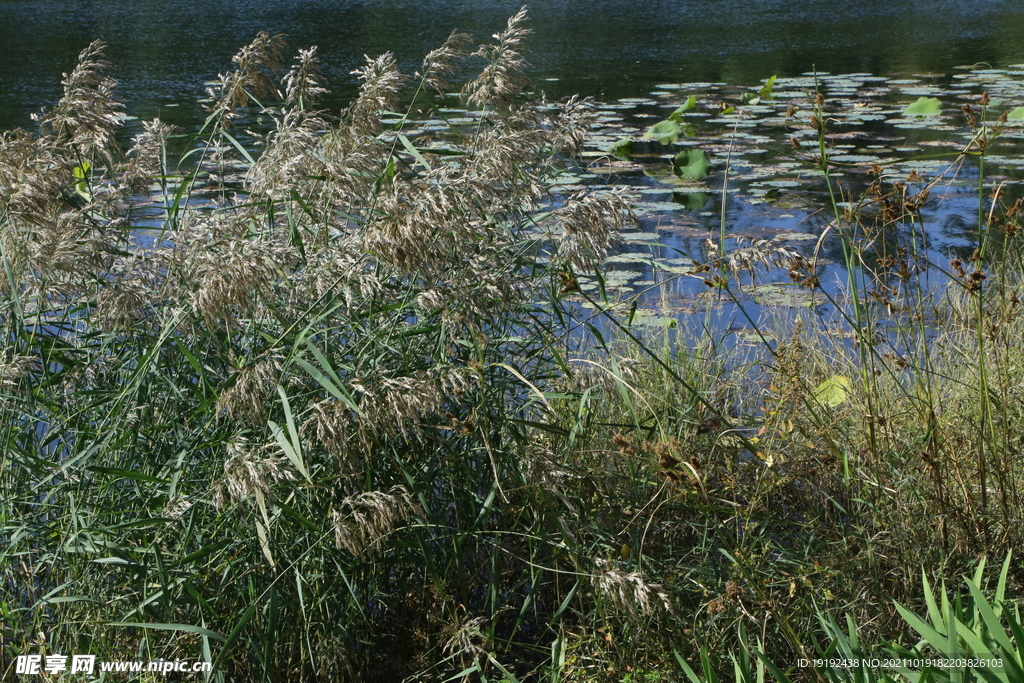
<box><xmin>5</xmin><ymin>0</ymin><xmax>1024</xmax><ymax>339</ymax></box>
<box><xmin>3</xmin><ymin>0</ymin><xmax>1024</xmax><ymax>132</ymax></box>
<box><xmin>561</xmin><ymin>72</ymin><xmax>1024</xmax><ymax>337</ymax></box>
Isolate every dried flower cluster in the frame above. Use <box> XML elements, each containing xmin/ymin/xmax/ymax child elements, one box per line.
<box><xmin>707</xmin><ymin>236</ymin><xmax>809</xmax><ymax>284</ymax></box>
<box><xmin>332</xmin><ymin>486</ymin><xmax>422</xmax><ymax>556</ymax></box>
<box><xmin>462</xmin><ymin>7</ymin><xmax>531</xmax><ymax>110</ymax></box>
<box><xmin>592</xmin><ymin>558</ymin><xmax>673</xmax><ymax>619</ymax></box>
<box><xmin>442</xmin><ymin>615</ymin><xmax>491</xmax><ymax>665</ymax></box>
<box><xmin>207</xmin><ymin>31</ymin><xmax>286</xmax><ymax>117</ymax></box>
<box><xmin>214</xmin><ymin>437</ymin><xmax>297</xmax><ymax>508</ymax></box>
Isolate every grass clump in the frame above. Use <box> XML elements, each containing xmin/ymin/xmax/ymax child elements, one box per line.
<box><xmin>0</xmin><ymin>11</ymin><xmax>634</xmax><ymax>681</ymax></box>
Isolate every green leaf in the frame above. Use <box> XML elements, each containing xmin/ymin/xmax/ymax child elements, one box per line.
<box><xmin>668</xmin><ymin>96</ymin><xmax>697</xmax><ymax>121</ymax></box>
<box><xmin>106</xmin><ymin>622</ymin><xmax>225</xmax><ymax>642</ymax></box>
<box><xmin>398</xmin><ymin>134</ymin><xmax>432</xmax><ymax>171</ymax></box>
<box><xmin>72</xmin><ymin>161</ymin><xmax>91</xmax><ymax>181</ymax></box>
<box><xmin>673</xmin><ymin>148</ymin><xmax>712</xmax><ymax>180</ymax></box>
<box><xmin>607</xmin><ymin>136</ymin><xmax>633</xmax><ymax>160</ymax></box>
<box><xmin>759</xmin><ymin>75</ymin><xmax>777</xmax><ymax>99</ymax></box>
<box><xmin>903</xmin><ymin>97</ymin><xmax>943</xmax><ymax>117</ymax></box>
<box><xmin>1008</xmin><ymin>107</ymin><xmax>1024</xmax><ymax>120</ymax></box>
<box><xmin>643</xmin><ymin>120</ymin><xmax>683</xmax><ymax>145</ymax></box>
<box><xmin>86</xmin><ymin>466</ymin><xmax>168</xmax><ymax>484</ymax></box>
<box><xmin>812</xmin><ymin>375</ymin><xmax>851</xmax><ymax>408</ymax></box>
<box><xmin>73</xmin><ymin>161</ymin><xmax>92</xmax><ymax>200</ymax></box>
<box><xmin>675</xmin><ymin>191</ymin><xmax>710</xmax><ymax>210</ymax></box>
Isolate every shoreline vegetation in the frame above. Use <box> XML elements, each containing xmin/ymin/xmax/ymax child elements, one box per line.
<box><xmin>4</xmin><ymin>9</ymin><xmax>1024</xmax><ymax>682</ymax></box>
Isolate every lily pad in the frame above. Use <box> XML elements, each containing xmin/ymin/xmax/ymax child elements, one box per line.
<box><xmin>672</xmin><ymin>191</ymin><xmax>711</xmax><ymax>210</ymax></box>
<box><xmin>774</xmin><ymin>231</ymin><xmax>818</xmax><ymax>241</ymax></box>
<box><xmin>673</xmin><ymin>148</ymin><xmax>712</xmax><ymax>180</ymax></box>
<box><xmin>607</xmin><ymin>136</ymin><xmax>634</xmax><ymax>159</ymax></box>
<box><xmin>903</xmin><ymin>96</ymin><xmax>943</xmax><ymax>117</ymax></box>
<box><xmin>748</xmin><ymin>284</ymin><xmax>818</xmax><ymax>308</ymax></box>
<box><xmin>643</xmin><ymin>120</ymin><xmax>684</xmax><ymax>144</ymax></box>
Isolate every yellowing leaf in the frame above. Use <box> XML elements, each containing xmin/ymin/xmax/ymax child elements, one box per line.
<box><xmin>813</xmin><ymin>375</ymin><xmax>851</xmax><ymax>408</ymax></box>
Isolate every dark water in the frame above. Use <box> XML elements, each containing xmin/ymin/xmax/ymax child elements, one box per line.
<box><xmin>3</xmin><ymin>0</ymin><xmax>1024</xmax><ymax>132</ymax></box>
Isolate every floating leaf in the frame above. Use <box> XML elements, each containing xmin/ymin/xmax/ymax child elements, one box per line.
<box><xmin>813</xmin><ymin>375</ymin><xmax>851</xmax><ymax>407</ymax></box>
<box><xmin>643</xmin><ymin>120</ymin><xmax>683</xmax><ymax>144</ymax></box>
<box><xmin>749</xmin><ymin>284</ymin><xmax>816</xmax><ymax>308</ymax></box>
<box><xmin>607</xmin><ymin>137</ymin><xmax>633</xmax><ymax>160</ymax></box>
<box><xmin>673</xmin><ymin>149</ymin><xmax>712</xmax><ymax>180</ymax></box>
<box><xmin>774</xmin><ymin>231</ymin><xmax>817</xmax><ymax>241</ymax></box>
<box><xmin>1008</xmin><ymin>107</ymin><xmax>1024</xmax><ymax>120</ymax></box>
<box><xmin>903</xmin><ymin>96</ymin><xmax>942</xmax><ymax>117</ymax></box>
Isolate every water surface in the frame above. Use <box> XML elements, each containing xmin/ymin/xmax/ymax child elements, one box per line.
<box><xmin>3</xmin><ymin>0</ymin><xmax>1024</xmax><ymax>131</ymax></box>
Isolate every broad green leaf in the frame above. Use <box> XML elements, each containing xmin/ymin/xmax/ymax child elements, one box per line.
<box><xmin>759</xmin><ymin>75</ymin><xmax>777</xmax><ymax>99</ymax></box>
<box><xmin>1008</xmin><ymin>107</ymin><xmax>1024</xmax><ymax>120</ymax></box>
<box><xmin>903</xmin><ymin>97</ymin><xmax>943</xmax><ymax>117</ymax></box>
<box><xmin>643</xmin><ymin>119</ymin><xmax>683</xmax><ymax>144</ymax></box>
<box><xmin>675</xmin><ymin>191</ymin><xmax>710</xmax><ymax>210</ymax></box>
<box><xmin>607</xmin><ymin>136</ymin><xmax>633</xmax><ymax>160</ymax></box>
<box><xmin>668</xmin><ymin>96</ymin><xmax>697</xmax><ymax>121</ymax></box>
<box><xmin>813</xmin><ymin>375</ymin><xmax>851</xmax><ymax>407</ymax></box>
<box><xmin>73</xmin><ymin>161</ymin><xmax>92</xmax><ymax>200</ymax></box>
<box><xmin>673</xmin><ymin>148</ymin><xmax>711</xmax><ymax>180</ymax></box>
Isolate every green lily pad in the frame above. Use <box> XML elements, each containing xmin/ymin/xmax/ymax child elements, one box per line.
<box><xmin>607</xmin><ymin>136</ymin><xmax>634</xmax><ymax>159</ymax></box>
<box><xmin>628</xmin><ymin>310</ymin><xmax>678</xmax><ymax>328</ymax></box>
<box><xmin>672</xmin><ymin>191</ymin><xmax>711</xmax><ymax>210</ymax></box>
<box><xmin>673</xmin><ymin>148</ymin><xmax>712</xmax><ymax>180</ymax></box>
<box><xmin>748</xmin><ymin>284</ymin><xmax>817</xmax><ymax>308</ymax></box>
<box><xmin>668</xmin><ymin>96</ymin><xmax>697</xmax><ymax>120</ymax></box>
<box><xmin>643</xmin><ymin>120</ymin><xmax>684</xmax><ymax>144</ymax></box>
<box><xmin>774</xmin><ymin>231</ymin><xmax>818</xmax><ymax>241</ymax></box>
<box><xmin>903</xmin><ymin>96</ymin><xmax>943</xmax><ymax>117</ymax></box>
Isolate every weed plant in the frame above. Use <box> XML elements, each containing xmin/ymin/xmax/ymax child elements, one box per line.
<box><xmin>545</xmin><ymin>81</ymin><xmax>1024</xmax><ymax>682</ymax></box>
